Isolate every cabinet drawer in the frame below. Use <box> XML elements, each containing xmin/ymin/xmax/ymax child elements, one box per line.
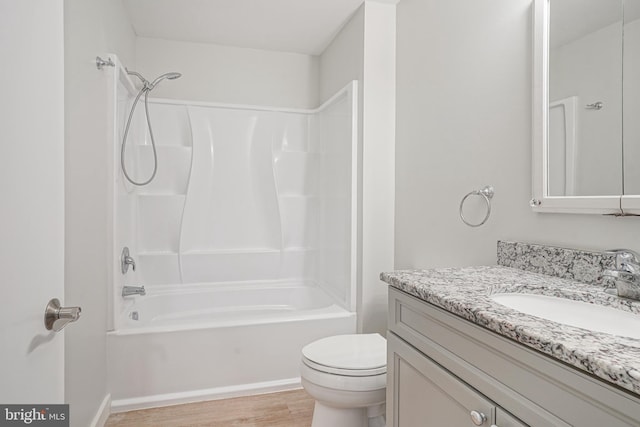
<box><xmin>496</xmin><ymin>408</ymin><xmax>527</xmax><ymax>427</ymax></box>
<box><xmin>389</xmin><ymin>333</ymin><xmax>498</xmax><ymax>427</ymax></box>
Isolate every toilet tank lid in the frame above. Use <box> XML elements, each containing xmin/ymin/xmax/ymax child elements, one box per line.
<box><xmin>301</xmin><ymin>333</ymin><xmax>387</xmax><ymax>370</ymax></box>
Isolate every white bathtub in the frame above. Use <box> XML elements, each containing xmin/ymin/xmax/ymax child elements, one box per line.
<box><xmin>107</xmin><ymin>282</ymin><xmax>356</xmax><ymax>412</ymax></box>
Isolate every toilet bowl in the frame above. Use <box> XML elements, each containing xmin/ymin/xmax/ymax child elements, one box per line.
<box><xmin>300</xmin><ymin>333</ymin><xmax>387</xmax><ymax>427</ymax></box>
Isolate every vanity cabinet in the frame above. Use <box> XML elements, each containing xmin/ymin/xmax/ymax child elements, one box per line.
<box><xmin>387</xmin><ymin>287</ymin><xmax>640</xmax><ymax>427</ymax></box>
<box><xmin>391</xmin><ymin>333</ymin><xmax>526</xmax><ymax>427</ymax></box>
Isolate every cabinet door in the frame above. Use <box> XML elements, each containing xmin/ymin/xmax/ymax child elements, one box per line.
<box><xmin>496</xmin><ymin>408</ymin><xmax>529</xmax><ymax>427</ymax></box>
<box><xmin>389</xmin><ymin>333</ymin><xmax>496</xmax><ymax>427</ymax></box>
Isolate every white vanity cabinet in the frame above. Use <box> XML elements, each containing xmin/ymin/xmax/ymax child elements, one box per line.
<box><xmin>387</xmin><ymin>287</ymin><xmax>640</xmax><ymax>427</ymax></box>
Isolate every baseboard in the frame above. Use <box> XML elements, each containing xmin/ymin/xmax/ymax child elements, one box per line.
<box><xmin>89</xmin><ymin>394</ymin><xmax>111</xmax><ymax>427</ymax></box>
<box><xmin>110</xmin><ymin>377</ymin><xmax>302</xmax><ymax>413</ymax></box>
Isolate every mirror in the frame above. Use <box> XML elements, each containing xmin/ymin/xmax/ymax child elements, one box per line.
<box><xmin>623</xmin><ymin>1</ymin><xmax>640</xmax><ymax>194</ymax></box>
<box><xmin>548</xmin><ymin>0</ymin><xmax>622</xmax><ymax>197</ymax></box>
<box><xmin>532</xmin><ymin>0</ymin><xmax>640</xmax><ymax>213</ymax></box>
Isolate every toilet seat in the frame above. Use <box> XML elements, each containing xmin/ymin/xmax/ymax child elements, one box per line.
<box><xmin>302</xmin><ymin>357</ymin><xmax>386</xmax><ymax>376</ymax></box>
<box><xmin>300</xmin><ymin>361</ymin><xmax>387</xmax><ymax>392</ymax></box>
<box><xmin>301</xmin><ymin>333</ymin><xmax>387</xmax><ymax>377</ymax></box>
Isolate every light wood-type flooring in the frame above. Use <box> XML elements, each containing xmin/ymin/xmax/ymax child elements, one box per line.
<box><xmin>105</xmin><ymin>389</ymin><xmax>314</xmax><ymax>427</ymax></box>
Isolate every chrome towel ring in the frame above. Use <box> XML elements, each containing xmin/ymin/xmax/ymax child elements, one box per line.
<box><xmin>459</xmin><ymin>185</ymin><xmax>494</xmax><ymax>227</ymax></box>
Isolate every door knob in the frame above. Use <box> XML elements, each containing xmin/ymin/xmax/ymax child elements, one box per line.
<box><xmin>44</xmin><ymin>298</ymin><xmax>81</xmax><ymax>332</ymax></box>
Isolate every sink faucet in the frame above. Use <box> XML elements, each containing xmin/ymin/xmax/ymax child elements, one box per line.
<box><xmin>602</xmin><ymin>250</ymin><xmax>640</xmax><ymax>300</ymax></box>
<box><xmin>122</xmin><ymin>285</ymin><xmax>146</xmax><ymax>297</ymax></box>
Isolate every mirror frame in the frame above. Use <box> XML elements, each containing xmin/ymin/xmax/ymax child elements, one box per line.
<box><xmin>532</xmin><ymin>0</ymin><xmax>640</xmax><ymax>215</ymax></box>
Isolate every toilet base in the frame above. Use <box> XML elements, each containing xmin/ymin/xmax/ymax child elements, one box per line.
<box><xmin>300</xmin><ymin>333</ymin><xmax>387</xmax><ymax>427</ymax></box>
<box><xmin>311</xmin><ymin>401</ymin><xmax>386</xmax><ymax>427</ymax></box>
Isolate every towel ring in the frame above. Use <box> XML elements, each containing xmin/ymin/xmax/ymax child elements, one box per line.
<box><xmin>459</xmin><ymin>185</ymin><xmax>494</xmax><ymax>227</ymax></box>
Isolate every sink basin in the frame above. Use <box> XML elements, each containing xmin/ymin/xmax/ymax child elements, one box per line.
<box><xmin>489</xmin><ymin>293</ymin><xmax>640</xmax><ymax>340</ymax></box>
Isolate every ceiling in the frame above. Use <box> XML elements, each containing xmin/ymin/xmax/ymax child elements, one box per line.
<box><xmin>123</xmin><ymin>0</ymin><xmax>365</xmax><ymax>56</ymax></box>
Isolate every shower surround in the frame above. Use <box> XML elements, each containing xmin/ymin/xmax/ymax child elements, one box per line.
<box><xmin>105</xmin><ymin>58</ymin><xmax>358</xmax><ymax>410</ymax></box>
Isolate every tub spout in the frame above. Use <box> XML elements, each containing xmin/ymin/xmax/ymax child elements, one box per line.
<box><xmin>122</xmin><ymin>285</ymin><xmax>146</xmax><ymax>297</ymax></box>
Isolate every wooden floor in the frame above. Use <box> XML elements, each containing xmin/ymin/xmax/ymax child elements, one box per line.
<box><xmin>105</xmin><ymin>389</ymin><xmax>315</xmax><ymax>427</ymax></box>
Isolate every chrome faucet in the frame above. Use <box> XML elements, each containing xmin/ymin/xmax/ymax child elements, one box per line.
<box><xmin>122</xmin><ymin>285</ymin><xmax>146</xmax><ymax>297</ymax></box>
<box><xmin>602</xmin><ymin>250</ymin><xmax>640</xmax><ymax>300</ymax></box>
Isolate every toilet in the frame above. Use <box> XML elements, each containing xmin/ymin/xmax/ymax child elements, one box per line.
<box><xmin>300</xmin><ymin>333</ymin><xmax>387</xmax><ymax>427</ymax></box>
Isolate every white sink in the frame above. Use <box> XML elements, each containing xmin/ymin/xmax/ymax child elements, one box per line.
<box><xmin>489</xmin><ymin>293</ymin><xmax>640</xmax><ymax>340</ymax></box>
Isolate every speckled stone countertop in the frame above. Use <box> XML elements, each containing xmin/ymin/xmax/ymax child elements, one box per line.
<box><xmin>380</xmin><ymin>265</ymin><xmax>640</xmax><ymax>396</ymax></box>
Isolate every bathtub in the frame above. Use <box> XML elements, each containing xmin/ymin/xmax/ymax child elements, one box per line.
<box><xmin>107</xmin><ymin>281</ymin><xmax>356</xmax><ymax>412</ymax></box>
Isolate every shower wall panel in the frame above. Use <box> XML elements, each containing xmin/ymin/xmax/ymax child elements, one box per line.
<box><xmin>181</xmin><ymin>107</ymin><xmax>284</xmax><ymax>253</ymax></box>
<box><xmin>316</xmin><ymin>93</ymin><xmax>355</xmax><ymax>308</ymax></box>
<box><xmin>131</xmin><ymin>103</ymin><xmax>192</xmax><ymax>287</ymax></box>
<box><xmin>114</xmin><ymin>82</ymin><xmax>357</xmax><ymax>319</ymax></box>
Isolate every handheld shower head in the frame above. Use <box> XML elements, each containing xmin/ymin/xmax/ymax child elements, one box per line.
<box><xmin>121</xmin><ymin>69</ymin><xmax>182</xmax><ymax>186</ymax></box>
<box><xmin>126</xmin><ymin>69</ymin><xmax>181</xmax><ymax>91</ymax></box>
<box><xmin>149</xmin><ymin>72</ymin><xmax>182</xmax><ymax>89</ymax></box>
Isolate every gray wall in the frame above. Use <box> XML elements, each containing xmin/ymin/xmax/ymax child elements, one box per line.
<box><xmin>395</xmin><ymin>0</ymin><xmax>640</xmax><ymax>271</ymax></box>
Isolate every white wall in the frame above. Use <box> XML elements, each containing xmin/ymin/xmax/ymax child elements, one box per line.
<box><xmin>64</xmin><ymin>0</ymin><xmax>136</xmax><ymax>425</ymax></box>
<box><xmin>360</xmin><ymin>1</ymin><xmax>396</xmax><ymax>335</ymax></box>
<box><xmin>395</xmin><ymin>0</ymin><xmax>640</xmax><ymax>274</ymax></box>
<box><xmin>319</xmin><ymin>1</ymin><xmax>396</xmax><ymax>335</ymax></box>
<box><xmin>135</xmin><ymin>37</ymin><xmax>319</xmax><ymax>109</ymax></box>
<box><xmin>319</xmin><ymin>7</ymin><xmax>365</xmax><ymax>103</ymax></box>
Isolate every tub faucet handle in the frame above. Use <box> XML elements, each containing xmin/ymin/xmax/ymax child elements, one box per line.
<box><xmin>121</xmin><ymin>246</ymin><xmax>136</xmax><ymax>274</ymax></box>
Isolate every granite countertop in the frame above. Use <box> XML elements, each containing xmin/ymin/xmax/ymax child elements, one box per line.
<box><xmin>380</xmin><ymin>265</ymin><xmax>640</xmax><ymax>396</ymax></box>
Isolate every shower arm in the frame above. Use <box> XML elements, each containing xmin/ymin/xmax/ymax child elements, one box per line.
<box><xmin>126</xmin><ymin>69</ymin><xmax>151</xmax><ymax>90</ymax></box>
<box><xmin>126</xmin><ymin>70</ymin><xmax>181</xmax><ymax>91</ymax></box>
